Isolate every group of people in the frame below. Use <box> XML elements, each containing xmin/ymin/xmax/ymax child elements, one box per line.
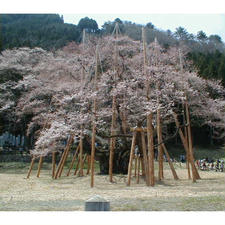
<box><xmin>196</xmin><ymin>158</ymin><xmax>224</xmax><ymax>172</ymax></box>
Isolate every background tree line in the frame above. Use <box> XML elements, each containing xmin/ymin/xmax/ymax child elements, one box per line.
<box><xmin>0</xmin><ymin>14</ymin><xmax>225</xmax><ymax>86</ymax></box>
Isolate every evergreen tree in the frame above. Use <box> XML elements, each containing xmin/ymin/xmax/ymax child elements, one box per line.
<box><xmin>209</xmin><ymin>34</ymin><xmax>222</xmax><ymax>43</ymax></box>
<box><xmin>218</xmin><ymin>57</ymin><xmax>225</xmax><ymax>85</ymax></box>
<box><xmin>77</xmin><ymin>17</ymin><xmax>99</xmax><ymax>33</ymax></box>
<box><xmin>174</xmin><ymin>27</ymin><xmax>190</xmax><ymax>40</ymax></box>
<box><xmin>197</xmin><ymin>30</ymin><xmax>207</xmax><ymax>41</ymax></box>
<box><xmin>0</xmin><ymin>14</ymin><xmax>80</xmax><ymax>50</ymax></box>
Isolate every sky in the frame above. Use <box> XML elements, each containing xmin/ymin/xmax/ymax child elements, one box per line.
<box><xmin>1</xmin><ymin>0</ymin><xmax>225</xmax><ymax>41</ymax></box>
<box><xmin>63</xmin><ymin>14</ymin><xmax>225</xmax><ymax>41</ymax></box>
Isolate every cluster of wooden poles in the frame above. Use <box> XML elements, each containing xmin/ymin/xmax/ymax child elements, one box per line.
<box><xmin>124</xmin><ymin>99</ymin><xmax>201</xmax><ymax>187</ymax></box>
<box><xmin>26</xmin><ymin>97</ymin><xmax>200</xmax><ymax>187</ymax></box>
<box><xmin>26</xmin><ymin>25</ymin><xmax>200</xmax><ymax>187</ymax></box>
<box><xmin>26</xmin><ymin>134</ymin><xmax>92</xmax><ymax>180</ymax></box>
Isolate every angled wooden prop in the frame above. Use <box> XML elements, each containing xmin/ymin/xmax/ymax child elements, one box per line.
<box><xmin>58</xmin><ymin>135</ymin><xmax>74</xmax><ymax>178</ymax></box>
<box><xmin>127</xmin><ymin>131</ymin><xmax>137</xmax><ymax>186</ymax></box>
<box><xmin>52</xmin><ymin>152</ymin><xmax>56</xmax><ymax>178</ymax></box>
<box><xmin>185</xmin><ymin>97</ymin><xmax>200</xmax><ymax>180</ymax></box>
<box><xmin>67</xmin><ymin>143</ymin><xmax>80</xmax><ymax>176</ymax></box>
<box><xmin>37</xmin><ymin>156</ymin><xmax>43</xmax><ymax>178</ymax></box>
<box><xmin>27</xmin><ymin>157</ymin><xmax>35</xmax><ymax>179</ymax></box>
<box><xmin>161</xmin><ymin>143</ymin><xmax>179</xmax><ymax>180</ymax></box>
<box><xmin>173</xmin><ymin>112</ymin><xmax>198</xmax><ymax>182</ymax></box>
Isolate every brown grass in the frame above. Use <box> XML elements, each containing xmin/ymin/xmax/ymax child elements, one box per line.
<box><xmin>0</xmin><ymin>161</ymin><xmax>225</xmax><ymax>211</ymax></box>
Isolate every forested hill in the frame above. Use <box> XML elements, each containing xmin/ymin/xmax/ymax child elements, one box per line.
<box><xmin>0</xmin><ymin>14</ymin><xmax>81</xmax><ymax>50</ymax></box>
<box><xmin>0</xmin><ymin>14</ymin><xmax>225</xmax><ymax>86</ymax></box>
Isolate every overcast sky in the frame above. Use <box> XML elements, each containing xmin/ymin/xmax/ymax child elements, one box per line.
<box><xmin>63</xmin><ymin>14</ymin><xmax>225</xmax><ymax>41</ymax></box>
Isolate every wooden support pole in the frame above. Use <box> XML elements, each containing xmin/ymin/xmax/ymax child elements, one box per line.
<box><xmin>141</xmin><ymin>157</ymin><xmax>145</xmax><ymax>176</ymax></box>
<box><xmin>27</xmin><ymin>157</ymin><xmax>35</xmax><ymax>179</ymax></box>
<box><xmin>54</xmin><ymin>135</ymin><xmax>73</xmax><ymax>179</ymax></box>
<box><xmin>127</xmin><ymin>131</ymin><xmax>137</xmax><ymax>186</ymax></box>
<box><xmin>82</xmin><ymin>154</ymin><xmax>88</xmax><ymax>168</ymax></box>
<box><xmin>37</xmin><ymin>156</ymin><xmax>43</xmax><ymax>178</ymax></box>
<box><xmin>182</xmin><ymin>110</ymin><xmax>191</xmax><ymax>180</ymax></box>
<box><xmin>86</xmin><ymin>155</ymin><xmax>91</xmax><ymax>175</ymax></box>
<box><xmin>142</xmin><ymin>27</ymin><xmax>147</xmax><ymax>71</ymax></box>
<box><xmin>185</xmin><ymin>126</ymin><xmax>191</xmax><ymax>179</ymax></box>
<box><xmin>79</xmin><ymin>130</ymin><xmax>84</xmax><ymax>177</ymax></box>
<box><xmin>74</xmin><ymin>154</ymin><xmax>86</xmax><ymax>176</ymax></box>
<box><xmin>147</xmin><ymin>113</ymin><xmax>155</xmax><ymax>186</ymax></box>
<box><xmin>58</xmin><ymin>136</ymin><xmax>73</xmax><ymax>178</ymax></box>
<box><xmin>90</xmin><ymin>45</ymin><xmax>99</xmax><ymax>187</ymax></box>
<box><xmin>162</xmin><ymin>143</ymin><xmax>179</xmax><ymax>180</ymax></box>
<box><xmin>33</xmin><ymin>99</ymin><xmax>53</xmax><ymax>178</ymax></box>
<box><xmin>109</xmin><ymin>137</ymin><xmax>116</xmax><ymax>182</ymax></box>
<box><xmin>136</xmin><ymin>155</ymin><xmax>140</xmax><ymax>184</ymax></box>
<box><xmin>157</xmin><ymin>108</ymin><xmax>164</xmax><ymax>180</ymax></box>
<box><xmin>67</xmin><ymin>144</ymin><xmax>80</xmax><ymax>176</ymax></box>
<box><xmin>54</xmin><ymin>147</ymin><xmax>67</xmax><ymax>179</ymax></box>
<box><xmin>52</xmin><ymin>152</ymin><xmax>56</xmax><ymax>178</ymax></box>
<box><xmin>159</xmin><ymin>122</ymin><xmax>179</xmax><ymax>180</ymax></box>
<box><xmin>185</xmin><ymin>100</ymin><xmax>201</xmax><ymax>180</ymax></box>
<box><xmin>134</xmin><ymin>155</ymin><xmax>137</xmax><ymax>177</ymax></box>
<box><xmin>90</xmin><ymin>111</ymin><xmax>96</xmax><ymax>187</ymax></box>
<box><xmin>109</xmin><ymin>23</ymin><xmax>120</xmax><ymax>183</ymax></box>
<box><xmin>173</xmin><ymin>113</ymin><xmax>197</xmax><ymax>182</ymax></box>
<box><xmin>109</xmin><ymin>96</ymin><xmax>116</xmax><ymax>182</ymax></box>
<box><xmin>121</xmin><ymin>108</ymin><xmax>128</xmax><ymax>134</ymax></box>
<box><xmin>142</xmin><ymin>27</ymin><xmax>155</xmax><ymax>185</ymax></box>
<box><xmin>142</xmin><ymin>27</ymin><xmax>151</xmax><ymax>99</ymax></box>
<box><xmin>141</xmin><ymin>131</ymin><xmax>149</xmax><ymax>185</ymax></box>
<box><xmin>183</xmin><ymin>103</ymin><xmax>191</xmax><ymax>179</ymax></box>
<box><xmin>74</xmin><ymin>158</ymin><xmax>80</xmax><ymax>176</ymax></box>
<box><xmin>130</xmin><ymin>127</ymin><xmax>147</xmax><ymax>132</ymax></box>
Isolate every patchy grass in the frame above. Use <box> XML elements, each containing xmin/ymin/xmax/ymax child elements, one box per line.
<box><xmin>0</xmin><ymin>160</ymin><xmax>225</xmax><ymax>211</ymax></box>
<box><xmin>112</xmin><ymin>195</ymin><xmax>225</xmax><ymax>211</ymax></box>
<box><xmin>168</xmin><ymin>145</ymin><xmax>225</xmax><ymax>161</ymax></box>
<box><xmin>193</xmin><ymin>146</ymin><xmax>225</xmax><ymax>160</ymax></box>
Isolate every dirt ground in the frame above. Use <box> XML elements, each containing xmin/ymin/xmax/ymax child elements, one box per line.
<box><xmin>0</xmin><ymin>162</ymin><xmax>225</xmax><ymax>211</ymax></box>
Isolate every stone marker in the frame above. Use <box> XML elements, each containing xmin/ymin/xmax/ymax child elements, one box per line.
<box><xmin>85</xmin><ymin>195</ymin><xmax>110</xmax><ymax>211</ymax></box>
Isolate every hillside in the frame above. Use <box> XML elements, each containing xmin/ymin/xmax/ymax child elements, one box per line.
<box><xmin>0</xmin><ymin>14</ymin><xmax>80</xmax><ymax>50</ymax></box>
<box><xmin>0</xmin><ymin>14</ymin><xmax>225</xmax><ymax>86</ymax></box>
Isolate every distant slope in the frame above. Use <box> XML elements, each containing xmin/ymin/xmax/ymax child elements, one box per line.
<box><xmin>0</xmin><ymin>14</ymin><xmax>81</xmax><ymax>50</ymax></box>
<box><xmin>0</xmin><ymin>14</ymin><xmax>225</xmax><ymax>86</ymax></box>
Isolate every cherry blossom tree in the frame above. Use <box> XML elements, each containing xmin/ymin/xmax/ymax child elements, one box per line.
<box><xmin>1</xmin><ymin>35</ymin><xmax>224</xmax><ymax>173</ymax></box>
